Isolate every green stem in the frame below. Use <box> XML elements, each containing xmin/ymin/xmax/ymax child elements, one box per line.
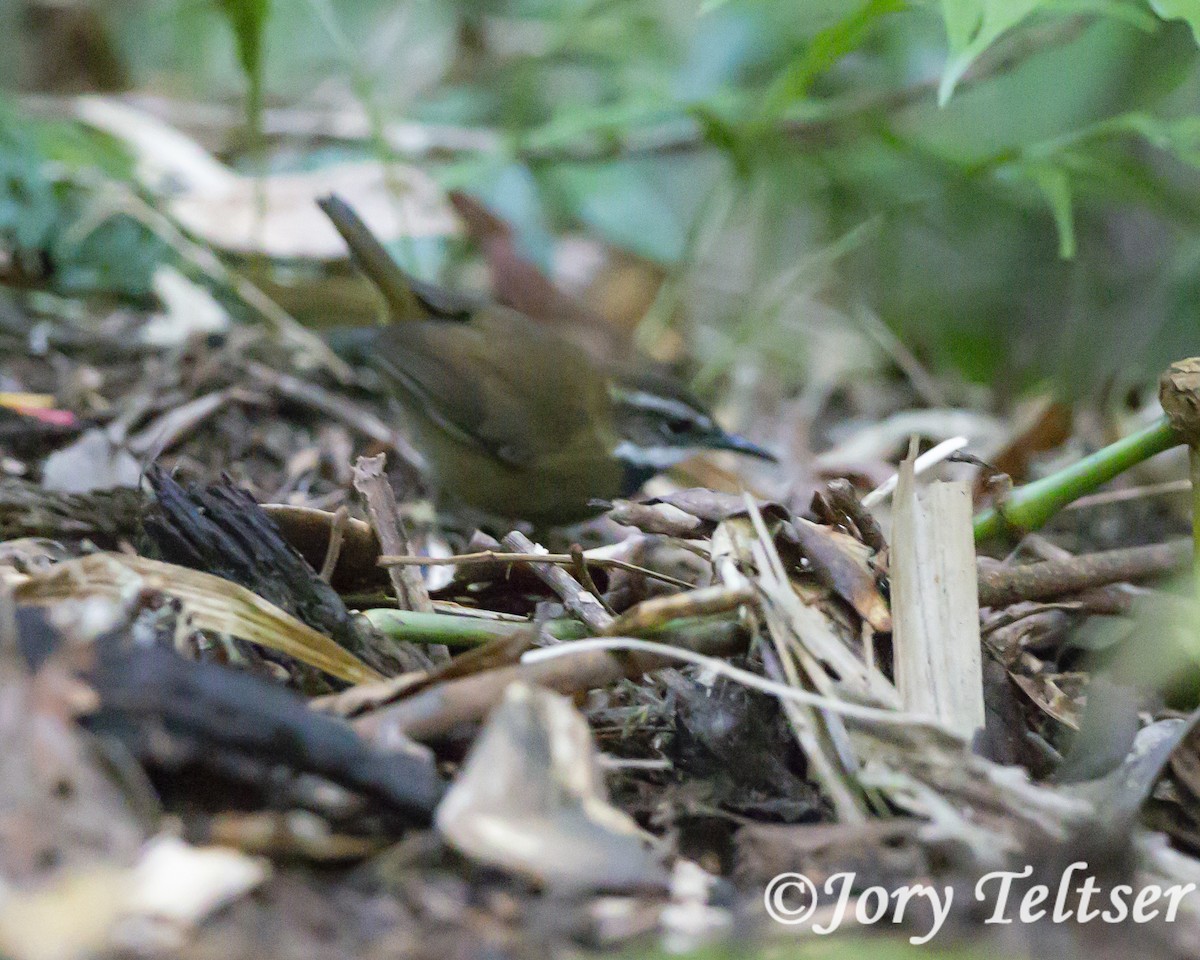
<box><xmin>974</xmin><ymin>415</ymin><xmax>1181</xmax><ymax>542</ymax></box>
<box><xmin>362</xmin><ymin>610</ymin><xmax>588</xmax><ymax>648</ymax></box>
<box><xmin>362</xmin><ymin>608</ymin><xmax>743</xmax><ymax>649</ymax></box>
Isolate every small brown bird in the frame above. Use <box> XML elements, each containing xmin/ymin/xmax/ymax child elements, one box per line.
<box><xmin>319</xmin><ymin>195</ymin><xmax>773</xmax><ymax>527</ymax></box>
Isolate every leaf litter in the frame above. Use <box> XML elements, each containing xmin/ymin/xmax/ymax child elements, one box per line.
<box><xmin>4</xmin><ymin>105</ymin><xmax>1200</xmax><ymax>960</ymax></box>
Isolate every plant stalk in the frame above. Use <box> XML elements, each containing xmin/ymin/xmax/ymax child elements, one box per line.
<box><xmin>974</xmin><ymin>415</ymin><xmax>1180</xmax><ymax>542</ymax></box>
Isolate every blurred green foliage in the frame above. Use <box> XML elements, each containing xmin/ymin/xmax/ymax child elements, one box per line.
<box><xmin>3</xmin><ymin>0</ymin><xmax>1200</xmax><ymax>393</ymax></box>
<box><xmin>216</xmin><ymin>0</ymin><xmax>271</xmax><ymax>151</ymax></box>
<box><xmin>0</xmin><ymin>103</ymin><xmax>164</xmax><ymax>298</ymax></box>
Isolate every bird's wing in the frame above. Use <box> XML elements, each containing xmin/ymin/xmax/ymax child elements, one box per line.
<box><xmin>404</xmin><ymin>273</ymin><xmax>479</xmax><ymax>321</ymax></box>
<box><xmin>372</xmin><ymin>309</ymin><xmax>610</xmax><ymax>467</ymax></box>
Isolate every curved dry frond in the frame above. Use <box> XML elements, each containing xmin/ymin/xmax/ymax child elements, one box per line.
<box><xmin>13</xmin><ymin>553</ymin><xmax>382</xmax><ymax>685</ymax></box>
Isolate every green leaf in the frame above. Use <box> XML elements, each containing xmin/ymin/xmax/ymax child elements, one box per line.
<box><xmin>1028</xmin><ymin>164</ymin><xmax>1076</xmax><ymax>258</ymax></box>
<box><xmin>215</xmin><ymin>0</ymin><xmax>271</xmax><ymax>149</ymax></box>
<box><xmin>547</xmin><ymin>160</ymin><xmax>688</xmax><ymax>264</ymax></box>
<box><xmin>520</xmin><ymin>98</ymin><xmax>681</xmax><ymax>156</ymax></box>
<box><xmin>938</xmin><ymin>0</ymin><xmax>1042</xmax><ymax>105</ymax></box>
<box><xmin>1150</xmin><ymin>0</ymin><xmax>1200</xmax><ymax>43</ymax></box>
<box><xmin>690</xmin><ymin>104</ymin><xmax>755</xmax><ymax>178</ymax></box>
<box><xmin>758</xmin><ymin>0</ymin><xmax>908</xmax><ymax>119</ymax></box>
<box><xmin>0</xmin><ymin>102</ymin><xmax>165</xmax><ymax>298</ymax></box>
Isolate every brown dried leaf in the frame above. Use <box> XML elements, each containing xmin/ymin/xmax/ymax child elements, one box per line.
<box><xmin>605</xmin><ymin>498</ymin><xmax>705</xmax><ymax>537</ymax></box>
<box><xmin>783</xmin><ymin>517</ymin><xmax>891</xmax><ymax>632</ymax></box>
<box><xmin>1009</xmin><ymin>672</ymin><xmax>1081</xmax><ymax>730</ymax></box>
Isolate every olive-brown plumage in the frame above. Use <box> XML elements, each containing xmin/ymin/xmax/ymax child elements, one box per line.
<box><xmin>319</xmin><ymin>194</ymin><xmax>772</xmax><ymax>526</ymax></box>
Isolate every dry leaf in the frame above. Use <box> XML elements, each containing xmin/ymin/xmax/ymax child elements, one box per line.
<box><xmin>436</xmin><ymin>683</ymin><xmax>670</xmax><ymax>892</ymax></box>
<box><xmin>75</xmin><ymin>97</ymin><xmax>459</xmax><ymax>259</ymax></box>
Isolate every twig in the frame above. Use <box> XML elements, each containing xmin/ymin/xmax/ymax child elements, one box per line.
<box><xmin>499</xmin><ymin>531</ymin><xmax>614</xmax><ymax>633</ymax></box>
<box><xmin>977</xmin><ymin>539</ymin><xmax>1191</xmax><ymax>608</ymax></box>
<box><xmin>824</xmin><ymin>478</ymin><xmax>887</xmax><ymax>553</ymax></box>
<box><xmin>602</xmin><ymin>585</ymin><xmax>755</xmax><ymax>636</ymax></box>
<box><xmin>522</xmin><ymin>639</ymin><xmax>955</xmax><ymax>729</ymax></box>
<box><xmin>570</xmin><ymin>543</ymin><xmax>615</xmax><ymax>615</ymax></box>
<box><xmin>354</xmin><ymin>622</ymin><xmax>745</xmax><ymax>743</ymax></box>
<box><xmin>378</xmin><ymin>549</ymin><xmax>693</xmax><ymax>590</ymax></box>
<box><xmin>318</xmin><ymin>506</ymin><xmax>349</xmax><ymax>583</ymax></box>
<box><xmin>1064</xmin><ymin>479</ymin><xmax>1191</xmax><ymax>511</ymax></box>
<box><xmin>352</xmin><ymin>455</ymin><xmax>432</xmax><ymax>613</ymax></box>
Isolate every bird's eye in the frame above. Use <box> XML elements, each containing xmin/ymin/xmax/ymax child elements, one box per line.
<box><xmin>663</xmin><ymin>416</ymin><xmax>691</xmax><ymax>435</ymax></box>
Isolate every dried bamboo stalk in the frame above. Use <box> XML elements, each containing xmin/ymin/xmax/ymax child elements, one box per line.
<box><xmin>891</xmin><ymin>458</ymin><xmax>984</xmax><ymax>739</ymax></box>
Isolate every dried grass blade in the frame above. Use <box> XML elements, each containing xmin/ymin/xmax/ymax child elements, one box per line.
<box><xmin>13</xmin><ymin>554</ymin><xmax>383</xmax><ymax>685</ymax></box>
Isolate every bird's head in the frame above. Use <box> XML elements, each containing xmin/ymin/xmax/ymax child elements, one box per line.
<box><xmin>608</xmin><ymin>371</ymin><xmax>776</xmax><ymax>488</ymax></box>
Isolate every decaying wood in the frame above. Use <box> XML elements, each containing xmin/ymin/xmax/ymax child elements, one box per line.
<box><xmin>85</xmin><ymin>641</ymin><xmax>444</xmax><ymax>821</ymax></box>
<box><xmin>0</xmin><ymin>478</ymin><xmax>144</xmax><ymax>542</ymax></box>
<box><xmin>144</xmin><ymin>468</ymin><xmax>422</xmax><ymax>676</ymax></box>
<box><xmin>891</xmin><ymin>456</ymin><xmax>984</xmax><ymax>739</ymax></box>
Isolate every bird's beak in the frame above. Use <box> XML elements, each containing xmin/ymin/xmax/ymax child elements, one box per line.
<box><xmin>712</xmin><ymin>431</ymin><xmax>778</xmax><ymax>462</ymax></box>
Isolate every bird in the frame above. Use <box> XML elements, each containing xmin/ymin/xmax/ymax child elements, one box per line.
<box><xmin>318</xmin><ymin>194</ymin><xmax>774</xmax><ymax>527</ymax></box>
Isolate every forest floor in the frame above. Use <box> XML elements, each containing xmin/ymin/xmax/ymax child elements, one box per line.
<box><xmin>4</xmin><ymin>112</ymin><xmax>1200</xmax><ymax>960</ymax></box>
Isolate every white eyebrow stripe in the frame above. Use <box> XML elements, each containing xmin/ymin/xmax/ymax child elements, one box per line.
<box><xmin>609</xmin><ymin>388</ymin><xmax>706</xmax><ymax>423</ymax></box>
